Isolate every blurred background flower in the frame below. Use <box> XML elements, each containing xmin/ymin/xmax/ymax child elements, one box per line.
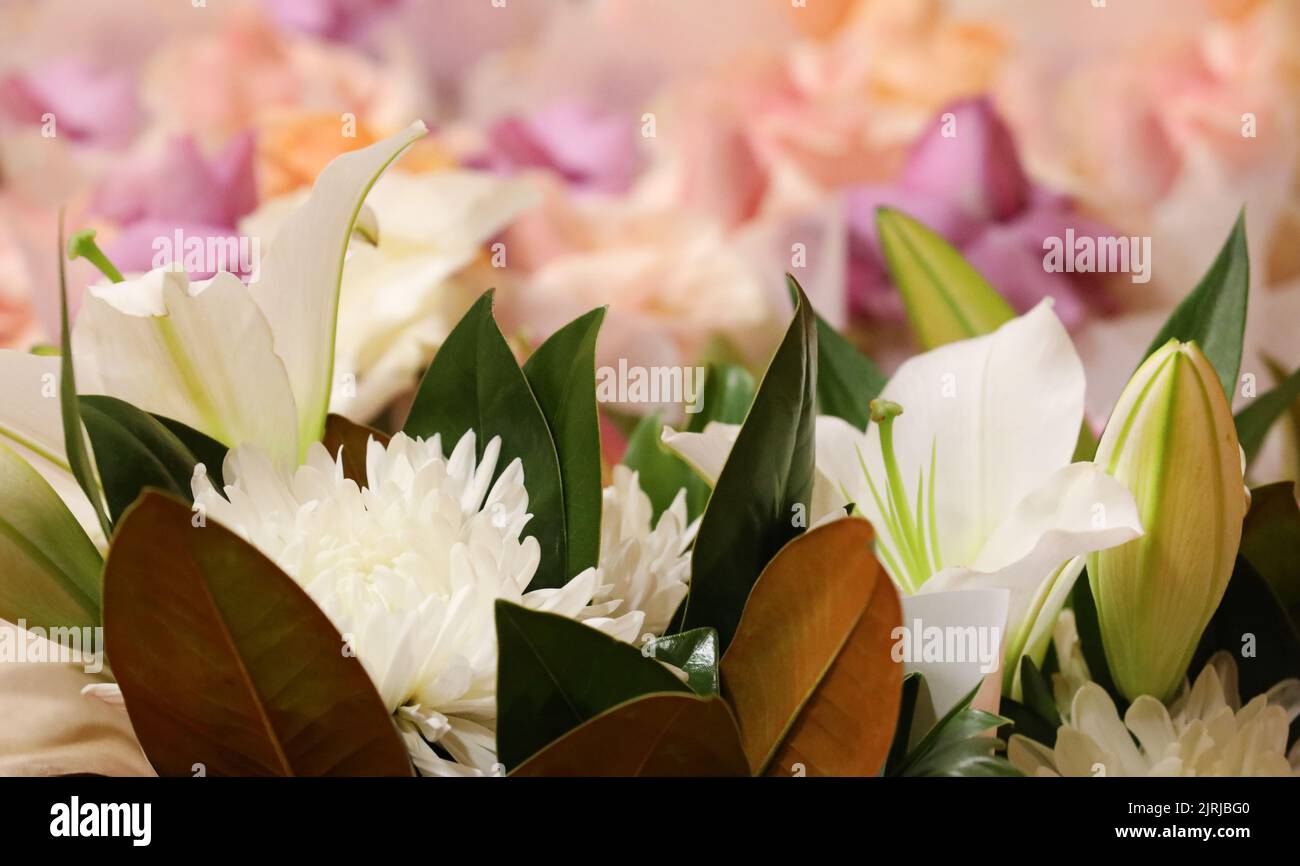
<box><xmin>0</xmin><ymin>0</ymin><xmax>1297</xmax><ymax>452</ymax></box>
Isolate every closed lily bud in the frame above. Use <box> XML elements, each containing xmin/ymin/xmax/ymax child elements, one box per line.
<box><xmin>1087</xmin><ymin>339</ymin><xmax>1249</xmax><ymax>703</ymax></box>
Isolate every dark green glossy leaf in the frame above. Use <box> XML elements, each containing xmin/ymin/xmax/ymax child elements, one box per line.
<box><xmin>685</xmin><ymin>363</ymin><xmax>755</xmax><ymax>433</ymax></box>
<box><xmin>523</xmin><ymin>307</ymin><xmax>606</xmax><ymax>577</ymax></box>
<box><xmin>894</xmin><ymin>684</ymin><xmax>1019</xmax><ymax>777</ymax></box>
<box><xmin>494</xmin><ymin>601</ymin><xmax>689</xmax><ymax>770</ymax></box>
<box><xmin>153</xmin><ymin>413</ymin><xmax>227</xmax><ymax>488</ymax></box>
<box><xmin>885</xmin><ymin>672</ymin><xmax>924</xmax><ymax>775</ymax></box>
<box><xmin>1140</xmin><ymin>210</ymin><xmax>1248</xmax><ymax>399</ymax></box>
<box><xmin>404</xmin><ymin>291</ymin><xmax>566</xmax><ymax>588</ymax></box>
<box><xmin>1236</xmin><ymin>362</ymin><xmax>1300</xmax><ymax>463</ymax></box>
<box><xmin>103</xmin><ymin>492</ymin><xmax>412</xmax><ymax>776</ymax></box>
<box><xmin>683</xmin><ymin>276</ymin><xmax>817</xmax><ymax>649</ymax></box>
<box><xmin>1240</xmin><ymin>482</ymin><xmax>1300</xmax><ymax>617</ymax></box>
<box><xmin>510</xmin><ymin>692</ymin><xmax>749</xmax><ymax>777</ymax></box>
<box><xmin>1191</xmin><ymin>556</ymin><xmax>1300</xmax><ymax>702</ymax></box>
<box><xmin>998</xmin><ymin>698</ymin><xmax>1057</xmax><ymax>751</ymax></box>
<box><xmin>785</xmin><ymin>284</ymin><xmax>884</xmax><ymax>430</ymax></box>
<box><xmin>1019</xmin><ymin>655</ymin><xmax>1061</xmax><ymax>730</ymax></box>
<box><xmin>58</xmin><ymin>223</ymin><xmax>111</xmax><ymax>538</ymax></box>
<box><xmin>647</xmin><ymin>627</ymin><xmax>719</xmax><ymax>696</ymax></box>
<box><xmin>80</xmin><ymin>395</ymin><xmax>201</xmax><ymax>522</ymax></box>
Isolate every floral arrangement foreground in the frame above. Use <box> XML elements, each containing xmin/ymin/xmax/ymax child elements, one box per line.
<box><xmin>0</xmin><ymin>124</ymin><xmax>1297</xmax><ymax>778</ymax></box>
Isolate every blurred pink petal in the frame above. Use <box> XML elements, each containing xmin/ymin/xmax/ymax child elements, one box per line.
<box><xmin>260</xmin><ymin>0</ymin><xmax>401</xmax><ymax>44</ymax></box>
<box><xmin>104</xmin><ymin>219</ymin><xmax>253</xmax><ymax>280</ymax></box>
<box><xmin>0</xmin><ymin>60</ymin><xmax>141</xmax><ymax>148</ymax></box>
<box><xmin>474</xmin><ymin>102</ymin><xmax>640</xmax><ymax>194</ymax></box>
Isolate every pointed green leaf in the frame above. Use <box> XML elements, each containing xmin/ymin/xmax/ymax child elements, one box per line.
<box><xmin>647</xmin><ymin>627</ymin><xmax>720</xmax><ymax>696</ymax></box>
<box><xmin>683</xmin><ymin>276</ymin><xmax>817</xmax><ymax>649</ymax></box>
<box><xmin>58</xmin><ymin>221</ymin><xmax>111</xmax><ymax>538</ymax></box>
<box><xmin>1235</xmin><ymin>362</ymin><xmax>1300</xmax><ymax>463</ymax></box>
<box><xmin>1141</xmin><ymin>211</ymin><xmax>1249</xmax><ymax>399</ymax></box>
<box><xmin>103</xmin><ymin>492</ymin><xmax>412</xmax><ymax>776</ymax></box>
<box><xmin>80</xmin><ymin>395</ymin><xmax>203</xmax><ymax>522</ymax></box>
<box><xmin>153</xmin><ymin>413</ymin><xmax>228</xmax><ymax>488</ymax></box>
<box><xmin>404</xmin><ymin>291</ymin><xmax>566</xmax><ymax>588</ymax></box>
<box><xmin>523</xmin><ymin>307</ymin><xmax>606</xmax><ymax>577</ymax></box>
<box><xmin>876</xmin><ymin>207</ymin><xmax>1015</xmax><ymax>350</ymax></box>
<box><xmin>494</xmin><ymin>601</ymin><xmax>689</xmax><ymax>769</ymax></box>
<box><xmin>0</xmin><ymin>443</ymin><xmax>101</xmax><ymax>632</ymax></box>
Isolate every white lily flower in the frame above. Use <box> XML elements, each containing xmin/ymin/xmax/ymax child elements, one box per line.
<box><xmin>0</xmin><ymin>122</ymin><xmax>428</xmax><ymax>488</ymax></box>
<box><xmin>190</xmin><ymin>431</ymin><xmax>644</xmax><ymax>777</ymax></box>
<box><xmin>239</xmin><ymin>169</ymin><xmax>540</xmax><ymax>421</ymax></box>
<box><xmin>664</xmin><ymin>302</ymin><xmax>1143</xmax><ymax>714</ymax></box>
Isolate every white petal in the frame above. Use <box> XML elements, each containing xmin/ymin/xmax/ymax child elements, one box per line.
<box><xmin>899</xmin><ymin>589</ymin><xmax>1009</xmax><ymax>728</ymax></box>
<box><xmin>73</xmin><ymin>270</ymin><xmax>301</xmax><ymax>468</ymax></box>
<box><xmin>660</xmin><ymin>421</ymin><xmax>739</xmax><ymax>487</ymax></box>
<box><xmin>923</xmin><ymin>462</ymin><xmax>1142</xmax><ymax>635</ymax></box>
<box><xmin>863</xmin><ymin>301</ymin><xmax>1085</xmax><ymax>567</ymax></box>
<box><xmin>250</xmin><ymin>122</ymin><xmax>427</xmax><ymax>457</ymax></box>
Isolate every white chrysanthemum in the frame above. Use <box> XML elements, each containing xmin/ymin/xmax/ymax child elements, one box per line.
<box><xmin>1010</xmin><ymin>616</ymin><xmax>1300</xmax><ymax>777</ymax></box>
<box><xmin>580</xmin><ymin>466</ymin><xmax>698</xmax><ymax>639</ymax></box>
<box><xmin>191</xmin><ymin>430</ymin><xmax>638</xmax><ymax>777</ymax></box>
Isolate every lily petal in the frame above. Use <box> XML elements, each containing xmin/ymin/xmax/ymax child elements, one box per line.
<box><xmin>660</xmin><ymin>421</ymin><xmax>739</xmax><ymax>487</ymax></box>
<box><xmin>900</xmin><ymin>588</ymin><xmax>1009</xmax><ymax>725</ymax></box>
<box><xmin>250</xmin><ymin>121</ymin><xmax>427</xmax><ymax>457</ymax></box>
<box><xmin>73</xmin><ymin>269</ymin><xmax>301</xmax><ymax>468</ymax></box>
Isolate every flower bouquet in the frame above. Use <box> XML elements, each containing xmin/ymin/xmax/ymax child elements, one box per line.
<box><xmin>1</xmin><ymin>118</ymin><xmax>1297</xmax><ymax>781</ymax></box>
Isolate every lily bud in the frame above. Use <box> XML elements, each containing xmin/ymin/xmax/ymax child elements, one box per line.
<box><xmin>1087</xmin><ymin>339</ymin><xmax>1249</xmax><ymax>703</ymax></box>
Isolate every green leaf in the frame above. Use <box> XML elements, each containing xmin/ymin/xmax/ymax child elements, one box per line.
<box><xmin>647</xmin><ymin>627</ymin><xmax>720</xmax><ymax>696</ymax></box>
<box><xmin>153</xmin><ymin>413</ymin><xmax>227</xmax><ymax>488</ymax></box>
<box><xmin>1240</xmin><ymin>482</ymin><xmax>1300</xmax><ymax>618</ymax></box>
<box><xmin>1140</xmin><ymin>210</ymin><xmax>1249</xmax><ymax>399</ymax></box>
<box><xmin>685</xmin><ymin>362</ymin><xmax>755</xmax><ymax>433</ymax></box>
<box><xmin>0</xmin><ymin>442</ymin><xmax>102</xmax><ymax>633</ymax></box>
<box><xmin>683</xmin><ymin>276</ymin><xmax>817</xmax><ymax>650</ymax></box>
<box><xmin>812</xmin><ymin>312</ymin><xmax>885</xmax><ymax>430</ymax></box>
<box><xmin>103</xmin><ymin>492</ymin><xmax>412</xmax><ymax>776</ymax></box>
<box><xmin>1019</xmin><ymin>655</ymin><xmax>1061</xmax><ymax>730</ymax></box>
<box><xmin>998</xmin><ymin>698</ymin><xmax>1058</xmax><ymax>751</ymax></box>
<box><xmin>404</xmin><ymin>291</ymin><xmax>566</xmax><ymax>589</ymax></box>
<box><xmin>494</xmin><ymin>601</ymin><xmax>689</xmax><ymax>770</ymax></box>
<box><xmin>1235</xmin><ymin>362</ymin><xmax>1300</xmax><ymax>464</ymax></box>
<box><xmin>885</xmin><ymin>672</ymin><xmax>924</xmax><ymax>775</ymax></box>
<box><xmin>894</xmin><ymin>684</ymin><xmax>1020</xmax><ymax>777</ymax></box>
<box><xmin>1191</xmin><ymin>556</ymin><xmax>1300</xmax><ymax>702</ymax></box>
<box><xmin>522</xmin><ymin>307</ymin><xmax>606</xmax><ymax>577</ymax></box>
<box><xmin>876</xmin><ymin>207</ymin><xmax>1015</xmax><ymax>350</ymax></box>
<box><xmin>623</xmin><ymin>412</ymin><xmax>709</xmax><ymax>520</ymax></box>
<box><xmin>58</xmin><ymin>220</ymin><xmax>111</xmax><ymax>538</ymax></box>
<box><xmin>510</xmin><ymin>692</ymin><xmax>749</xmax><ymax>777</ymax></box>
<box><xmin>79</xmin><ymin>395</ymin><xmax>203</xmax><ymax>522</ymax></box>
<box><xmin>1070</xmin><ymin>572</ymin><xmax>1125</xmax><ymax>711</ymax></box>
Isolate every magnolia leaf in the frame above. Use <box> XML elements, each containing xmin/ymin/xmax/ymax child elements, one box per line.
<box><xmin>721</xmin><ymin>518</ymin><xmax>904</xmax><ymax>776</ymax></box>
<box><xmin>1236</xmin><ymin>362</ymin><xmax>1300</xmax><ymax>464</ymax></box>
<box><xmin>523</xmin><ymin>307</ymin><xmax>606</xmax><ymax>577</ymax></box>
<box><xmin>876</xmin><ymin>207</ymin><xmax>1015</xmax><ymax>350</ymax></box>
<box><xmin>647</xmin><ymin>627</ymin><xmax>720</xmax><ymax>696</ymax></box>
<box><xmin>58</xmin><ymin>224</ymin><xmax>111</xmax><ymax>538</ymax></box>
<box><xmin>404</xmin><ymin>291</ymin><xmax>566</xmax><ymax>589</ymax></box>
<box><xmin>510</xmin><ymin>692</ymin><xmax>749</xmax><ymax>777</ymax></box>
<box><xmin>494</xmin><ymin>601</ymin><xmax>690</xmax><ymax>770</ymax></box>
<box><xmin>0</xmin><ymin>443</ymin><xmax>101</xmax><ymax>633</ymax></box>
<box><xmin>80</xmin><ymin>395</ymin><xmax>203</xmax><ymax>522</ymax></box>
<box><xmin>684</xmin><ymin>276</ymin><xmax>817</xmax><ymax>649</ymax></box>
<box><xmin>103</xmin><ymin>492</ymin><xmax>412</xmax><ymax>776</ymax></box>
<box><xmin>1141</xmin><ymin>210</ymin><xmax>1248</xmax><ymax>399</ymax></box>
<box><xmin>321</xmin><ymin>413</ymin><xmax>389</xmax><ymax>486</ymax></box>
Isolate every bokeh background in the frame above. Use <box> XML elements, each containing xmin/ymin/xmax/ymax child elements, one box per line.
<box><xmin>1</xmin><ymin>0</ymin><xmax>1297</xmax><ymax>476</ymax></box>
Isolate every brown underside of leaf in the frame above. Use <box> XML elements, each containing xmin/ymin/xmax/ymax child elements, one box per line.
<box><xmin>322</xmin><ymin>413</ymin><xmax>390</xmax><ymax>486</ymax></box>
<box><xmin>510</xmin><ymin>692</ymin><xmax>750</xmax><ymax>777</ymax></box>
<box><xmin>721</xmin><ymin>517</ymin><xmax>904</xmax><ymax>776</ymax></box>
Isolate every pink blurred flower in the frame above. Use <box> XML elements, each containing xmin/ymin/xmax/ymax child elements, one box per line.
<box><xmin>470</xmin><ymin>101</ymin><xmax>641</xmax><ymax>194</ymax></box>
<box><xmin>845</xmin><ymin>98</ymin><xmax>1115</xmax><ymax>327</ymax></box>
<box><xmin>260</xmin><ymin>0</ymin><xmax>403</xmax><ymax>46</ymax></box>
<box><xmin>90</xmin><ymin>132</ymin><xmax>258</xmax><ymax>278</ymax></box>
<box><xmin>0</xmin><ymin>60</ymin><xmax>142</xmax><ymax>148</ymax></box>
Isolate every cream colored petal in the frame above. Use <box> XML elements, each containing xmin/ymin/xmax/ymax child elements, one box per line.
<box><xmin>660</xmin><ymin>421</ymin><xmax>740</xmax><ymax>487</ymax></box>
